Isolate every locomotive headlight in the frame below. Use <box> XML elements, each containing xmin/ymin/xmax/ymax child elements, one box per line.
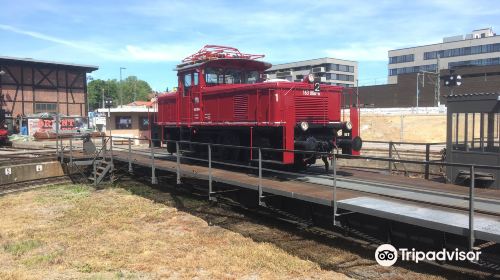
<box><xmin>308</xmin><ymin>74</ymin><xmax>315</xmax><ymax>83</ymax></box>
<box><xmin>344</xmin><ymin>121</ymin><xmax>352</xmax><ymax>131</ymax></box>
<box><xmin>336</xmin><ymin>129</ymin><xmax>343</xmax><ymax>137</ymax></box>
<box><xmin>300</xmin><ymin>121</ymin><xmax>309</xmax><ymax>131</ymax></box>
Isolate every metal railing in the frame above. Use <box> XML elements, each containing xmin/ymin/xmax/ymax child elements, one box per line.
<box><xmin>57</xmin><ymin>135</ymin><xmax>500</xmax><ymax>251</ymax></box>
<box><xmin>362</xmin><ymin>140</ymin><xmax>447</xmax><ymax>179</ymax></box>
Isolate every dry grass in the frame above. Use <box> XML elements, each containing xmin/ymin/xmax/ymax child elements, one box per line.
<box><xmin>0</xmin><ymin>183</ymin><xmax>350</xmax><ymax>280</ymax></box>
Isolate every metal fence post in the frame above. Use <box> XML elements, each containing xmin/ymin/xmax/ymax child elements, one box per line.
<box><xmin>60</xmin><ymin>137</ymin><xmax>64</xmax><ymax>164</ymax></box>
<box><xmin>93</xmin><ymin>160</ymin><xmax>97</xmax><ymax>187</ymax></box>
<box><xmin>151</xmin><ymin>139</ymin><xmax>157</xmax><ymax>184</ymax></box>
<box><xmin>333</xmin><ymin>152</ymin><xmax>338</xmax><ymax>226</ymax></box>
<box><xmin>469</xmin><ymin>164</ymin><xmax>475</xmax><ymax>250</ymax></box>
<box><xmin>128</xmin><ymin>138</ymin><xmax>133</xmax><ymax>173</ymax></box>
<box><xmin>258</xmin><ymin>148</ymin><xmax>264</xmax><ymax>206</ymax></box>
<box><xmin>424</xmin><ymin>144</ymin><xmax>430</xmax><ymax>179</ymax></box>
<box><xmin>56</xmin><ymin>133</ymin><xmax>59</xmax><ymax>158</ymax></box>
<box><xmin>109</xmin><ymin>136</ymin><xmax>114</xmax><ymax>168</ymax></box>
<box><xmin>208</xmin><ymin>144</ymin><xmax>214</xmax><ymax>201</ymax></box>
<box><xmin>69</xmin><ymin>137</ymin><xmax>73</xmax><ymax>164</ymax></box>
<box><xmin>176</xmin><ymin>141</ymin><xmax>181</xmax><ymax>185</ymax></box>
<box><xmin>102</xmin><ymin>135</ymin><xmax>106</xmax><ymax>153</ymax></box>
<box><xmin>388</xmin><ymin>141</ymin><xmax>393</xmax><ymax>173</ymax></box>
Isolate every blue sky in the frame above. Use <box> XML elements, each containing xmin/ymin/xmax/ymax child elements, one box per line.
<box><xmin>0</xmin><ymin>0</ymin><xmax>498</xmax><ymax>91</ymax></box>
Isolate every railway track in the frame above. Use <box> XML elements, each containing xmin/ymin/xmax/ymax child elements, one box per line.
<box><xmin>124</xmin><ymin>173</ymin><xmax>500</xmax><ymax>279</ymax></box>
<box><xmin>0</xmin><ymin>176</ymin><xmax>72</xmax><ymax>196</ymax></box>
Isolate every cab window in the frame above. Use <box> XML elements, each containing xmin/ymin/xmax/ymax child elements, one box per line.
<box><xmin>194</xmin><ymin>72</ymin><xmax>199</xmax><ymax>86</ymax></box>
<box><xmin>183</xmin><ymin>73</ymin><xmax>192</xmax><ymax>96</ymax></box>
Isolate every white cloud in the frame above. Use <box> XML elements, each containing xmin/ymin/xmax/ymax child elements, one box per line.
<box><xmin>119</xmin><ymin>45</ymin><xmax>194</xmax><ymax>62</ymax></box>
<box><xmin>0</xmin><ymin>24</ymin><xmax>194</xmax><ymax>63</ymax></box>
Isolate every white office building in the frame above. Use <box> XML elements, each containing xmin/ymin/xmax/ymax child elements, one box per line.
<box><xmin>265</xmin><ymin>57</ymin><xmax>358</xmax><ymax>87</ymax></box>
<box><xmin>388</xmin><ymin>27</ymin><xmax>500</xmax><ymax>84</ymax></box>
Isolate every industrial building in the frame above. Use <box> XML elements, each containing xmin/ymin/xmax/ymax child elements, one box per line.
<box><xmin>358</xmin><ymin>64</ymin><xmax>500</xmax><ymax>108</ymax></box>
<box><xmin>265</xmin><ymin>57</ymin><xmax>358</xmax><ymax>87</ymax></box>
<box><xmin>0</xmin><ymin>56</ymin><xmax>98</xmax><ymax>121</ymax></box>
<box><xmin>96</xmin><ymin>101</ymin><xmax>156</xmax><ymax>144</ymax></box>
<box><xmin>388</xmin><ymin>27</ymin><xmax>500</xmax><ymax>84</ymax></box>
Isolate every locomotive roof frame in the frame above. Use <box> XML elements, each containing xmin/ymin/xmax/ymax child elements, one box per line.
<box><xmin>175</xmin><ymin>58</ymin><xmax>272</xmax><ymax>73</ymax></box>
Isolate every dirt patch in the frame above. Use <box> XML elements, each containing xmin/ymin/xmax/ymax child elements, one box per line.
<box><xmin>0</xmin><ymin>183</ymin><xmax>349</xmax><ymax>279</ymax></box>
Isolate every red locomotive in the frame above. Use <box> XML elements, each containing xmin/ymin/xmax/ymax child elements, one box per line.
<box><xmin>157</xmin><ymin>45</ymin><xmax>362</xmax><ymax>170</ymax></box>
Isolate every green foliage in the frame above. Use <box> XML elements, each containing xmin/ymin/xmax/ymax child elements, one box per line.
<box><xmin>87</xmin><ymin>79</ymin><xmax>118</xmax><ymax>111</ymax></box>
<box><xmin>3</xmin><ymin>239</ymin><xmax>43</xmax><ymax>256</ymax></box>
<box><xmin>121</xmin><ymin>76</ymin><xmax>153</xmax><ymax>105</ymax></box>
<box><xmin>87</xmin><ymin>76</ymin><xmax>152</xmax><ymax>110</ymax></box>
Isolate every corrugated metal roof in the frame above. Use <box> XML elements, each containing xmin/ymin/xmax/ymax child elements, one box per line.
<box><xmin>0</xmin><ymin>55</ymin><xmax>98</xmax><ymax>71</ymax></box>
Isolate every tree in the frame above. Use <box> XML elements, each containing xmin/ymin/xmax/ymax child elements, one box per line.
<box><xmin>87</xmin><ymin>79</ymin><xmax>118</xmax><ymax>111</ymax></box>
<box><xmin>120</xmin><ymin>76</ymin><xmax>153</xmax><ymax>105</ymax></box>
<box><xmin>87</xmin><ymin>76</ymin><xmax>152</xmax><ymax>110</ymax></box>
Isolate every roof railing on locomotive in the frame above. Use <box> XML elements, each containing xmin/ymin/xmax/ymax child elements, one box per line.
<box><xmin>157</xmin><ymin>45</ymin><xmax>362</xmax><ymax>169</ymax></box>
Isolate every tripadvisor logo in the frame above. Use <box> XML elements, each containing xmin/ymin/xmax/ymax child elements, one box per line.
<box><xmin>375</xmin><ymin>244</ymin><xmax>398</xmax><ymax>267</ymax></box>
<box><xmin>375</xmin><ymin>244</ymin><xmax>481</xmax><ymax>267</ymax></box>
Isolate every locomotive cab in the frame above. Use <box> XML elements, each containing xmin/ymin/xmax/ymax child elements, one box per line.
<box><xmin>157</xmin><ymin>45</ymin><xmax>362</xmax><ymax>170</ymax></box>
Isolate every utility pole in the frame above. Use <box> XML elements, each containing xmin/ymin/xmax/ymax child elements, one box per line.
<box><xmin>119</xmin><ymin>67</ymin><xmax>126</xmax><ymax>106</ymax></box>
<box><xmin>435</xmin><ymin>54</ymin><xmax>441</xmax><ymax>107</ymax></box>
<box><xmin>133</xmin><ymin>78</ymin><xmax>137</xmax><ymax>102</ymax></box>
<box><xmin>101</xmin><ymin>88</ymin><xmax>105</xmax><ymax>109</ymax></box>
<box><xmin>416</xmin><ymin>73</ymin><xmax>420</xmax><ymax>109</ymax></box>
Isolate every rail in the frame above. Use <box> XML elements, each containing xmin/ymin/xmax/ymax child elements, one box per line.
<box><xmin>57</xmin><ymin>135</ymin><xmax>500</xmax><ymax>251</ymax></box>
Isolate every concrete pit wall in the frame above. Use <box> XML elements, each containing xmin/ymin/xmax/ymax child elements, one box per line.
<box><xmin>0</xmin><ymin>161</ymin><xmax>65</xmax><ymax>185</ymax></box>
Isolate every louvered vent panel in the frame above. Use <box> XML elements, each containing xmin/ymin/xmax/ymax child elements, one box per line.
<box><xmin>233</xmin><ymin>95</ymin><xmax>248</xmax><ymax>121</ymax></box>
<box><xmin>294</xmin><ymin>96</ymin><xmax>327</xmax><ymax>122</ymax></box>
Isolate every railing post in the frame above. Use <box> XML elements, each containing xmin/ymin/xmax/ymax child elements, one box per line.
<box><xmin>388</xmin><ymin>141</ymin><xmax>393</xmax><ymax>173</ymax></box>
<box><xmin>258</xmin><ymin>148</ymin><xmax>265</xmax><ymax>206</ymax></box>
<box><xmin>176</xmin><ymin>141</ymin><xmax>181</xmax><ymax>185</ymax></box>
<box><xmin>102</xmin><ymin>135</ymin><xmax>106</xmax><ymax>154</ymax></box>
<box><xmin>333</xmin><ymin>152</ymin><xmax>338</xmax><ymax>226</ymax></box>
<box><xmin>151</xmin><ymin>139</ymin><xmax>157</xmax><ymax>184</ymax></box>
<box><xmin>56</xmin><ymin>132</ymin><xmax>59</xmax><ymax>158</ymax></box>
<box><xmin>69</xmin><ymin>137</ymin><xmax>73</xmax><ymax>164</ymax></box>
<box><xmin>208</xmin><ymin>144</ymin><xmax>214</xmax><ymax>201</ymax></box>
<box><xmin>109</xmin><ymin>136</ymin><xmax>114</xmax><ymax>167</ymax></box>
<box><xmin>424</xmin><ymin>144</ymin><xmax>430</xmax><ymax>179</ymax></box>
<box><xmin>60</xmin><ymin>137</ymin><xmax>64</xmax><ymax>164</ymax></box>
<box><xmin>469</xmin><ymin>164</ymin><xmax>475</xmax><ymax>250</ymax></box>
<box><xmin>93</xmin><ymin>159</ymin><xmax>97</xmax><ymax>187</ymax></box>
<box><xmin>128</xmin><ymin>138</ymin><xmax>133</xmax><ymax>173</ymax></box>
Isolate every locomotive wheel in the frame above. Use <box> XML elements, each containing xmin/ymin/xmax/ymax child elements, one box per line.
<box><xmin>293</xmin><ymin>153</ymin><xmax>307</xmax><ymax>171</ymax></box>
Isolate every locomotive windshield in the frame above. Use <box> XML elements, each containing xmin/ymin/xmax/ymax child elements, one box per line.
<box><xmin>205</xmin><ymin>67</ymin><xmax>260</xmax><ymax>86</ymax></box>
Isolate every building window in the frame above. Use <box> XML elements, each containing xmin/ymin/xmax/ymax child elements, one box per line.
<box><xmin>35</xmin><ymin>103</ymin><xmax>57</xmax><ymax>113</ymax></box>
<box><xmin>115</xmin><ymin>116</ymin><xmax>132</xmax><ymax>129</ymax></box>
<box><xmin>449</xmin><ymin>57</ymin><xmax>500</xmax><ymax>68</ymax></box>
<box><xmin>388</xmin><ymin>64</ymin><xmax>437</xmax><ymax>76</ymax></box>
<box><xmin>139</xmin><ymin>116</ymin><xmax>149</xmax><ymax>130</ymax></box>
<box><xmin>389</xmin><ymin>54</ymin><xmax>415</xmax><ymax>64</ymax></box>
<box><xmin>424</xmin><ymin>43</ymin><xmax>500</xmax><ymax>60</ymax></box>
